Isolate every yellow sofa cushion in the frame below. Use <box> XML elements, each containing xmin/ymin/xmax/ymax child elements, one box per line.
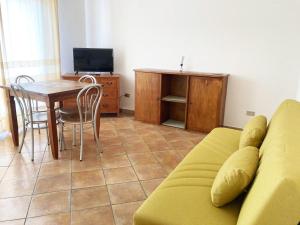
<box><xmin>134</xmin><ymin>128</ymin><xmax>242</xmax><ymax>225</ymax></box>
<box><xmin>239</xmin><ymin>115</ymin><xmax>267</xmax><ymax>148</ymax></box>
<box><xmin>211</xmin><ymin>146</ymin><xmax>259</xmax><ymax>207</ymax></box>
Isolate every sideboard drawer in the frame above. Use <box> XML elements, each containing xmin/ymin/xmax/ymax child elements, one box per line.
<box><xmin>102</xmin><ymin>88</ymin><xmax>118</xmax><ymax>98</ymax></box>
<box><xmin>98</xmin><ymin>79</ymin><xmax>117</xmax><ymax>88</ymax></box>
<box><xmin>100</xmin><ymin>98</ymin><xmax>118</xmax><ymax>113</ymax></box>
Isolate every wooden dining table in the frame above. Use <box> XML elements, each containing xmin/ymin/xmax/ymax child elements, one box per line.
<box><xmin>1</xmin><ymin>79</ymin><xmax>100</xmax><ymax>159</ymax></box>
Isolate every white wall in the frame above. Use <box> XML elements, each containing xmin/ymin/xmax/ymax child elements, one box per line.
<box><xmin>85</xmin><ymin>0</ymin><xmax>112</xmax><ymax>48</ymax></box>
<box><xmin>108</xmin><ymin>0</ymin><xmax>300</xmax><ymax>127</ymax></box>
<box><xmin>58</xmin><ymin>0</ymin><xmax>86</xmax><ymax>73</ymax></box>
<box><xmin>58</xmin><ymin>0</ymin><xmax>300</xmax><ymax>128</ymax></box>
<box><xmin>297</xmin><ymin>78</ymin><xmax>300</xmax><ymax>100</ymax></box>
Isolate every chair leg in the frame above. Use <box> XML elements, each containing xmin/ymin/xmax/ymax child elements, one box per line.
<box><xmin>60</xmin><ymin>123</ymin><xmax>65</xmax><ymax>151</ymax></box>
<box><xmin>59</xmin><ymin>123</ymin><xmax>62</xmax><ymax>151</ymax></box>
<box><xmin>19</xmin><ymin>112</ymin><xmax>27</xmax><ymax>153</ymax></box>
<box><xmin>45</xmin><ymin>123</ymin><xmax>50</xmax><ymax>145</ymax></box>
<box><xmin>19</xmin><ymin>122</ymin><xmax>27</xmax><ymax>153</ymax></box>
<box><xmin>79</xmin><ymin>123</ymin><xmax>84</xmax><ymax>161</ymax></box>
<box><xmin>72</xmin><ymin>124</ymin><xmax>76</xmax><ymax>146</ymax></box>
<box><xmin>31</xmin><ymin>124</ymin><xmax>34</xmax><ymax>161</ymax></box>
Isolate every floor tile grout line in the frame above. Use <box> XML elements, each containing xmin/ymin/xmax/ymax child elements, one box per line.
<box><xmin>106</xmin><ymin>124</ymin><xmax>120</xmax><ymax>225</ymax></box>
<box><xmin>0</xmin><ymin>141</ymin><xmax>20</xmax><ymax>183</ymax></box>
<box><xmin>23</xmin><ymin>135</ymin><xmax>48</xmax><ymax>225</ymax></box>
<box><xmin>115</xmin><ymin>124</ymin><xmax>149</xmax><ymax>211</ymax></box>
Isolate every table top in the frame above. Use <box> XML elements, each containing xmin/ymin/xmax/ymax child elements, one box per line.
<box><xmin>1</xmin><ymin>80</ymin><xmax>90</xmax><ymax>97</ymax></box>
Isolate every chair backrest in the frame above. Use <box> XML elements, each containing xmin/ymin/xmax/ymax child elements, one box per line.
<box><xmin>15</xmin><ymin>75</ymin><xmax>35</xmax><ymax>84</ymax></box>
<box><xmin>10</xmin><ymin>83</ymin><xmax>33</xmax><ymax>123</ymax></box>
<box><xmin>76</xmin><ymin>84</ymin><xmax>103</xmax><ymax>123</ymax></box>
<box><xmin>15</xmin><ymin>75</ymin><xmax>41</xmax><ymax>111</ymax></box>
<box><xmin>78</xmin><ymin>75</ymin><xmax>97</xmax><ymax>84</ymax></box>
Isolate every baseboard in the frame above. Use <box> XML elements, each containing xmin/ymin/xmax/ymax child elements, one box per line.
<box><xmin>120</xmin><ymin>108</ymin><xmax>134</xmax><ymax>116</ymax></box>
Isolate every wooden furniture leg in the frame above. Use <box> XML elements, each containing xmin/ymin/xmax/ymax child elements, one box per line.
<box><xmin>96</xmin><ymin>109</ymin><xmax>101</xmax><ymax>138</ymax></box>
<box><xmin>7</xmin><ymin>91</ymin><xmax>19</xmax><ymax>146</ymax></box>
<box><xmin>46</xmin><ymin>100</ymin><xmax>58</xmax><ymax>159</ymax></box>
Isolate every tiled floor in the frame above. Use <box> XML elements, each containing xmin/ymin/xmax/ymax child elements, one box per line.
<box><xmin>0</xmin><ymin>115</ymin><xmax>206</xmax><ymax>225</ymax></box>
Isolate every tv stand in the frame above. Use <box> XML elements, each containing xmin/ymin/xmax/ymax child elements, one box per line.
<box><xmin>75</xmin><ymin>72</ymin><xmax>114</xmax><ymax>76</ymax></box>
<box><xmin>61</xmin><ymin>73</ymin><xmax>120</xmax><ymax>115</ymax></box>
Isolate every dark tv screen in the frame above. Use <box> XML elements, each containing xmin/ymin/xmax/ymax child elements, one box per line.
<box><xmin>73</xmin><ymin>48</ymin><xmax>113</xmax><ymax>72</ymax></box>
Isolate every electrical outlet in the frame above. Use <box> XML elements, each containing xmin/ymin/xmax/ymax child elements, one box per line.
<box><xmin>124</xmin><ymin>93</ymin><xmax>130</xmax><ymax>98</ymax></box>
<box><xmin>246</xmin><ymin>111</ymin><xmax>255</xmax><ymax>116</ymax></box>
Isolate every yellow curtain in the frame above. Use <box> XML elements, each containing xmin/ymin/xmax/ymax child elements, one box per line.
<box><xmin>0</xmin><ymin>0</ymin><xmax>60</xmax><ymax>137</ymax></box>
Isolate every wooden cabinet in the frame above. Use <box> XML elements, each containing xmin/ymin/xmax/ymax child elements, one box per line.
<box><xmin>187</xmin><ymin>76</ymin><xmax>225</xmax><ymax>132</ymax></box>
<box><xmin>61</xmin><ymin>74</ymin><xmax>120</xmax><ymax>115</ymax></box>
<box><xmin>134</xmin><ymin>69</ymin><xmax>228</xmax><ymax>133</ymax></box>
<box><xmin>135</xmin><ymin>72</ymin><xmax>161</xmax><ymax>124</ymax></box>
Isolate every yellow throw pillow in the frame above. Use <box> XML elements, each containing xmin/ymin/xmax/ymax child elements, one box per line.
<box><xmin>239</xmin><ymin>115</ymin><xmax>267</xmax><ymax>148</ymax></box>
<box><xmin>211</xmin><ymin>146</ymin><xmax>259</xmax><ymax>207</ymax></box>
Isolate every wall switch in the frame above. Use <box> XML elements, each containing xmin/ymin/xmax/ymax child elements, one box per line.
<box><xmin>246</xmin><ymin>111</ymin><xmax>255</xmax><ymax>116</ymax></box>
<box><xmin>124</xmin><ymin>93</ymin><xmax>130</xmax><ymax>98</ymax></box>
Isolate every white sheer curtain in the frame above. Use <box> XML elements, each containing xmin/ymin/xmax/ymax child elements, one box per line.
<box><xmin>0</xmin><ymin>0</ymin><xmax>60</xmax><ymax>136</ymax></box>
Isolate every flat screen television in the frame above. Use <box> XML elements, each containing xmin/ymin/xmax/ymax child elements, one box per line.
<box><xmin>73</xmin><ymin>48</ymin><xmax>113</xmax><ymax>73</ymax></box>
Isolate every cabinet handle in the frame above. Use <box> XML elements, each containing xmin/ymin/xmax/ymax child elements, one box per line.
<box><xmin>106</xmin><ymin>82</ymin><xmax>113</xmax><ymax>85</ymax></box>
<box><xmin>103</xmin><ymin>94</ymin><xmax>109</xmax><ymax>97</ymax></box>
<box><xmin>205</xmin><ymin>80</ymin><xmax>208</xmax><ymax>86</ymax></box>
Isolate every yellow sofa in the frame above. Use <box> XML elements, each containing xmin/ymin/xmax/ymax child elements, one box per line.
<box><xmin>134</xmin><ymin>99</ymin><xmax>300</xmax><ymax>225</ymax></box>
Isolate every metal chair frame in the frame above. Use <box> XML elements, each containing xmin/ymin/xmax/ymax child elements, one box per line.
<box><xmin>59</xmin><ymin>83</ymin><xmax>103</xmax><ymax>161</ymax></box>
<box><xmin>11</xmin><ymin>83</ymin><xmax>50</xmax><ymax>161</ymax></box>
<box><xmin>15</xmin><ymin>75</ymin><xmax>47</xmax><ymax>134</ymax></box>
<box><xmin>59</xmin><ymin>74</ymin><xmax>97</xmax><ymax>147</ymax></box>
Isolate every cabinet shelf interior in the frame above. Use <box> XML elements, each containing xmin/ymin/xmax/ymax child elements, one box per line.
<box><xmin>161</xmin><ymin>95</ymin><xmax>186</xmax><ymax>103</ymax></box>
<box><xmin>162</xmin><ymin>119</ymin><xmax>185</xmax><ymax>129</ymax></box>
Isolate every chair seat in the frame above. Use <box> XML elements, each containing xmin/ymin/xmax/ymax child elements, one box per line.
<box><xmin>59</xmin><ymin>106</ymin><xmax>78</xmax><ymax>115</ymax></box>
<box><xmin>59</xmin><ymin>106</ymin><xmax>88</xmax><ymax>115</ymax></box>
<box><xmin>59</xmin><ymin>111</ymin><xmax>93</xmax><ymax>124</ymax></box>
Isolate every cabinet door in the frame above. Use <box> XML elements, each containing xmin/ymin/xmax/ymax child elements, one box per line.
<box><xmin>135</xmin><ymin>72</ymin><xmax>161</xmax><ymax>124</ymax></box>
<box><xmin>187</xmin><ymin>76</ymin><xmax>223</xmax><ymax>132</ymax></box>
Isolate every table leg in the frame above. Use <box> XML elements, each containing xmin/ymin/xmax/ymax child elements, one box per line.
<box><xmin>96</xmin><ymin>109</ymin><xmax>101</xmax><ymax>138</ymax></box>
<box><xmin>46</xmin><ymin>100</ymin><xmax>58</xmax><ymax>159</ymax></box>
<box><xmin>7</xmin><ymin>91</ymin><xmax>19</xmax><ymax>146</ymax></box>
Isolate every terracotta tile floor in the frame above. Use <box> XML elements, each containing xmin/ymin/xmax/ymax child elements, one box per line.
<box><xmin>0</xmin><ymin>115</ymin><xmax>206</xmax><ymax>225</ymax></box>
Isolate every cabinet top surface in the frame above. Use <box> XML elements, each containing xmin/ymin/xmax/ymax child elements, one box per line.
<box><xmin>62</xmin><ymin>73</ymin><xmax>120</xmax><ymax>78</ymax></box>
<box><xmin>134</xmin><ymin>68</ymin><xmax>229</xmax><ymax>77</ymax></box>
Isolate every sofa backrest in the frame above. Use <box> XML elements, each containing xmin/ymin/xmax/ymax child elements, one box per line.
<box><xmin>237</xmin><ymin>99</ymin><xmax>300</xmax><ymax>225</ymax></box>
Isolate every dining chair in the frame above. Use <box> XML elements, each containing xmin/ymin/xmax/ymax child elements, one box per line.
<box><xmin>59</xmin><ymin>83</ymin><xmax>103</xmax><ymax>161</ymax></box>
<box><xmin>15</xmin><ymin>75</ymin><xmax>45</xmax><ymax>134</ymax></box>
<box><xmin>10</xmin><ymin>83</ymin><xmax>51</xmax><ymax>161</ymax></box>
<box><xmin>59</xmin><ymin>75</ymin><xmax>97</xmax><ymax>146</ymax></box>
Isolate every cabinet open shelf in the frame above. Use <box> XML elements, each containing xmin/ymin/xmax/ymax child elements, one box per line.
<box><xmin>162</xmin><ymin>119</ymin><xmax>185</xmax><ymax>129</ymax></box>
<box><xmin>161</xmin><ymin>95</ymin><xmax>186</xmax><ymax>103</ymax></box>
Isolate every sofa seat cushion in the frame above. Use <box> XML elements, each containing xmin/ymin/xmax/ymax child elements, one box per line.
<box><xmin>134</xmin><ymin>128</ymin><xmax>243</xmax><ymax>225</ymax></box>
